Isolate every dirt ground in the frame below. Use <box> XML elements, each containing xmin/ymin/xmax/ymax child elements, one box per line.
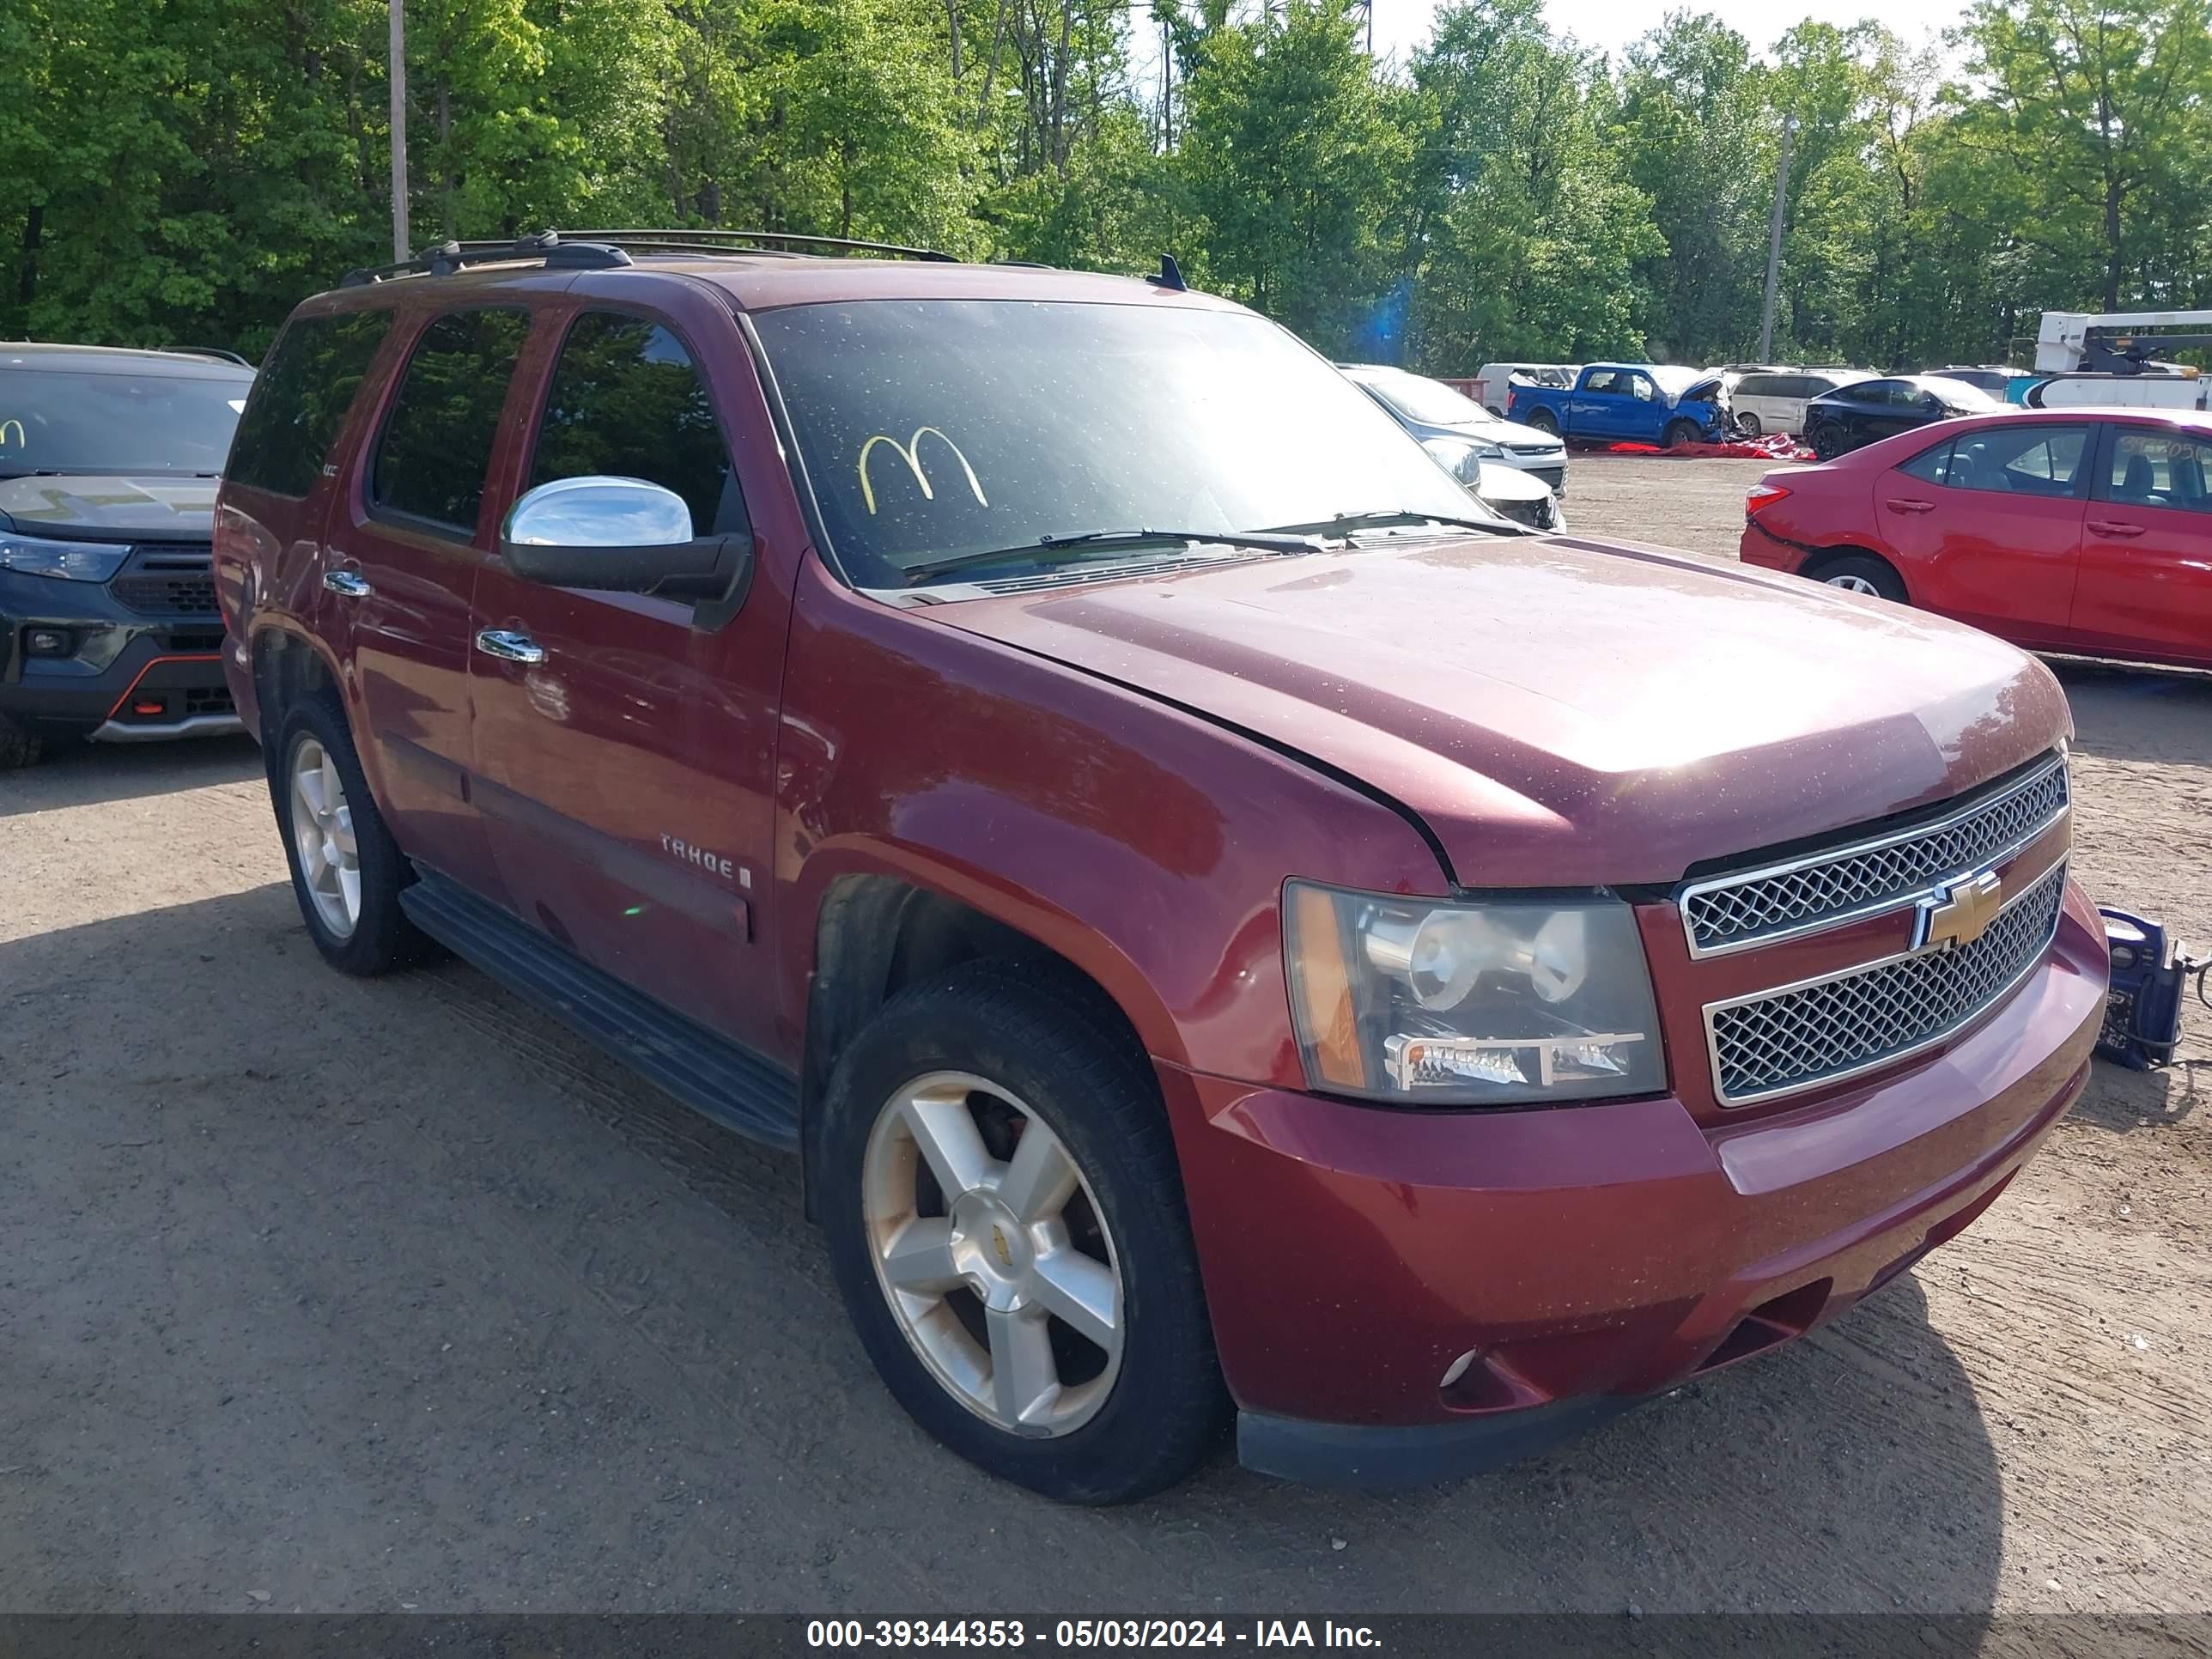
<box><xmin>1</xmin><ymin>456</ymin><xmax>2206</xmax><ymax>1618</ymax></box>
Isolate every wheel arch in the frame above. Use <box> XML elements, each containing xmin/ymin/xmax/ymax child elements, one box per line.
<box><xmin>794</xmin><ymin>855</ymin><xmax>1170</xmax><ymax>1223</ymax></box>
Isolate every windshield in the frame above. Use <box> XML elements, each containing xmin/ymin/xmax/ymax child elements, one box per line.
<box><xmin>753</xmin><ymin>300</ymin><xmax>1474</xmax><ymax>586</ymax></box>
<box><xmin>0</xmin><ymin>365</ymin><xmax>250</xmax><ymax>477</ymax></box>
<box><xmin>1356</xmin><ymin>368</ymin><xmax>1490</xmax><ymax>428</ymax></box>
<box><xmin>1920</xmin><ymin>377</ymin><xmax>2002</xmax><ymax>410</ymax></box>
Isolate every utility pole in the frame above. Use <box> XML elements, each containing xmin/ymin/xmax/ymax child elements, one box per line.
<box><xmin>389</xmin><ymin>0</ymin><xmax>410</xmax><ymax>261</ymax></box>
<box><xmin>1757</xmin><ymin>114</ymin><xmax>1796</xmax><ymax>364</ymax></box>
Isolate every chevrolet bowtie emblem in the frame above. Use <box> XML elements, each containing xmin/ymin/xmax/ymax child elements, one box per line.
<box><xmin>1915</xmin><ymin>869</ymin><xmax>2005</xmax><ymax>951</ymax></box>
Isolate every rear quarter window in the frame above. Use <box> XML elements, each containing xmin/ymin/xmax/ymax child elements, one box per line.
<box><xmin>226</xmin><ymin>311</ymin><xmax>394</xmax><ymax>496</ymax></box>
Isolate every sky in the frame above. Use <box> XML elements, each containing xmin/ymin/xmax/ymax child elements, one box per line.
<box><xmin>1362</xmin><ymin>0</ymin><xmax>1963</xmax><ymax>64</ymax></box>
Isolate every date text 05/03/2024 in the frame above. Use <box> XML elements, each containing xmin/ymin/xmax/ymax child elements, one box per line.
<box><xmin>805</xmin><ymin>1620</ymin><xmax>1383</xmax><ymax>1649</ymax></box>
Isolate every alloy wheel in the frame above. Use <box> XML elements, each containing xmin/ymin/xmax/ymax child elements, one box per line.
<box><xmin>861</xmin><ymin>1071</ymin><xmax>1124</xmax><ymax>1437</ymax></box>
<box><xmin>1825</xmin><ymin>574</ymin><xmax>1882</xmax><ymax>595</ymax></box>
<box><xmin>289</xmin><ymin>735</ymin><xmax>362</xmax><ymax>939</ymax></box>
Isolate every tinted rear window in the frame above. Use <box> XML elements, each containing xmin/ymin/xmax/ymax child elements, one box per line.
<box><xmin>227</xmin><ymin>313</ymin><xmax>392</xmax><ymax>495</ymax></box>
<box><xmin>371</xmin><ymin>309</ymin><xmax>531</xmax><ymax>533</ymax></box>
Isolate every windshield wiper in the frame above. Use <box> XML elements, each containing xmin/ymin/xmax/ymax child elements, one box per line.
<box><xmin>899</xmin><ymin>526</ymin><xmax>1326</xmax><ymax>584</ymax></box>
<box><xmin>1257</xmin><ymin>508</ymin><xmax>1524</xmax><ymax>538</ymax></box>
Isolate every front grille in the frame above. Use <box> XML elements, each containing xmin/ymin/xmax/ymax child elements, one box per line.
<box><xmin>1706</xmin><ymin>860</ymin><xmax>2068</xmax><ymax>1103</ymax></box>
<box><xmin>111</xmin><ymin>546</ymin><xmax>217</xmax><ymax>618</ymax></box>
<box><xmin>1681</xmin><ymin>755</ymin><xmax>2069</xmax><ymax>955</ymax></box>
<box><xmin>1503</xmin><ymin>441</ymin><xmax>1564</xmax><ymax>458</ymax></box>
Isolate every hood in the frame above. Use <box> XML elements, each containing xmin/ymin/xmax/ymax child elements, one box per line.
<box><xmin>928</xmin><ymin>535</ymin><xmax>2068</xmax><ymax>887</ymax></box>
<box><xmin>0</xmin><ymin>475</ymin><xmax>220</xmax><ymax>540</ymax></box>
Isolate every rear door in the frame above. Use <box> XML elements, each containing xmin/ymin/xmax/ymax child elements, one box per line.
<box><xmin>1875</xmin><ymin>422</ymin><xmax>2093</xmax><ymax>647</ymax></box>
<box><xmin>465</xmin><ymin>289</ymin><xmax>787</xmax><ymax>1053</ymax></box>
<box><xmin>322</xmin><ymin>304</ymin><xmax>534</xmax><ymax>896</ymax></box>
<box><xmin>2072</xmin><ymin>422</ymin><xmax>2212</xmax><ymax>668</ymax></box>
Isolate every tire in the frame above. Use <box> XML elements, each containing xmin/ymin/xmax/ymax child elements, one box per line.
<box><xmin>1809</xmin><ymin>422</ymin><xmax>1847</xmax><ymax>461</ymax></box>
<box><xmin>819</xmin><ymin>961</ymin><xmax>1228</xmax><ymax>1504</ymax></box>
<box><xmin>1736</xmin><ymin>412</ymin><xmax>1763</xmax><ymax>439</ymax></box>
<box><xmin>269</xmin><ymin>690</ymin><xmax>433</xmax><ymax>975</ymax></box>
<box><xmin>1811</xmin><ymin>552</ymin><xmax>1907</xmax><ymax>604</ymax></box>
<box><xmin>1662</xmin><ymin>418</ymin><xmax>1701</xmax><ymax>450</ymax></box>
<box><xmin>0</xmin><ymin>713</ymin><xmax>40</xmax><ymax>771</ymax></box>
<box><xmin>1523</xmin><ymin>408</ymin><xmax>1559</xmax><ymax>437</ymax></box>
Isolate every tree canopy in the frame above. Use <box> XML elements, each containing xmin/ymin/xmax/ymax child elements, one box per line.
<box><xmin>4</xmin><ymin>0</ymin><xmax>2209</xmax><ymax>368</ymax></box>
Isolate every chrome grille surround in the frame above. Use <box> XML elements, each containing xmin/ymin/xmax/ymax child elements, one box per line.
<box><xmin>1680</xmin><ymin>753</ymin><xmax>2069</xmax><ymax>957</ymax></box>
<box><xmin>1705</xmin><ymin>859</ymin><xmax>2069</xmax><ymax>1105</ymax></box>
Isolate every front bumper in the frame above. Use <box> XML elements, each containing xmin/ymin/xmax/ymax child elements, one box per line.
<box><xmin>0</xmin><ymin>562</ymin><xmax>238</xmax><ymax>743</ymax></box>
<box><xmin>1157</xmin><ymin>882</ymin><xmax>2107</xmax><ymax>1488</ymax></box>
<box><xmin>1497</xmin><ymin>455</ymin><xmax>1567</xmax><ymax>496</ymax></box>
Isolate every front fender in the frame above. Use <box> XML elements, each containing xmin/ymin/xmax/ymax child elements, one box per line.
<box><xmin>773</xmin><ymin>559</ymin><xmax>1450</xmax><ymax>1089</ymax></box>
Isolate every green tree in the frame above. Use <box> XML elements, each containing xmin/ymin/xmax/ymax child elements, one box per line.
<box><xmin>1176</xmin><ymin>0</ymin><xmax>1416</xmax><ymax>355</ymax></box>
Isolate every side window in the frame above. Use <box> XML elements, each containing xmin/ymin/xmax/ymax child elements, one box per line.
<box><xmin>1626</xmin><ymin>374</ymin><xmax>1656</xmax><ymax>403</ymax></box>
<box><xmin>1735</xmin><ymin>375</ymin><xmax>1775</xmax><ymax>400</ymax></box>
<box><xmin>528</xmin><ymin>312</ymin><xmax>744</xmax><ymax>537</ymax></box>
<box><xmin>1898</xmin><ymin>440</ymin><xmax>1954</xmax><ymax>485</ymax></box>
<box><xmin>370</xmin><ymin>308</ymin><xmax>532</xmax><ymax>535</ymax></box>
<box><xmin>1583</xmin><ymin>370</ymin><xmax>1620</xmax><ymax>396</ymax></box>
<box><xmin>1947</xmin><ymin>425</ymin><xmax>2091</xmax><ymax>495</ymax></box>
<box><xmin>2107</xmin><ymin>429</ymin><xmax>2212</xmax><ymax>514</ymax></box>
<box><xmin>226</xmin><ymin>311</ymin><xmax>393</xmax><ymax>496</ymax></box>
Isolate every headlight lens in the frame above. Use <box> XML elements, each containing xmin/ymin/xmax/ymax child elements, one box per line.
<box><xmin>0</xmin><ymin>533</ymin><xmax>131</xmax><ymax>582</ymax></box>
<box><xmin>1283</xmin><ymin>882</ymin><xmax>1664</xmax><ymax>1105</ymax></box>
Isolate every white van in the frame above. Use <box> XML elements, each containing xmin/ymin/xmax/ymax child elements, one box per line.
<box><xmin>1730</xmin><ymin>368</ymin><xmax>1872</xmax><ymax>436</ymax></box>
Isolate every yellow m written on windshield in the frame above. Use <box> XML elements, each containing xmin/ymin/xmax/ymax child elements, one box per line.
<box><xmin>857</xmin><ymin>428</ymin><xmax>989</xmax><ymax>516</ymax></box>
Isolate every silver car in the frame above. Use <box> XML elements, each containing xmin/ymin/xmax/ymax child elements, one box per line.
<box><xmin>1339</xmin><ymin>362</ymin><xmax>1569</xmax><ymax>498</ymax></box>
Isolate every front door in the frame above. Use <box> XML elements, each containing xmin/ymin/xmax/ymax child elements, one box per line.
<box><xmin>1876</xmin><ymin>422</ymin><xmax>2092</xmax><ymax>648</ymax></box>
<box><xmin>322</xmin><ymin>305</ymin><xmax>534</xmax><ymax>896</ymax></box>
<box><xmin>2072</xmin><ymin>422</ymin><xmax>2212</xmax><ymax>668</ymax></box>
<box><xmin>466</xmin><ymin>295</ymin><xmax>787</xmax><ymax>1052</ymax></box>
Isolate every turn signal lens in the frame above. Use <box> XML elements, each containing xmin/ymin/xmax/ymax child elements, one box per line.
<box><xmin>1745</xmin><ymin>483</ymin><xmax>1792</xmax><ymax>515</ymax></box>
<box><xmin>1284</xmin><ymin>882</ymin><xmax>1370</xmax><ymax>1092</ymax></box>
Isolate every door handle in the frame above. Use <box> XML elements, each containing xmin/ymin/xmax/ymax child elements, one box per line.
<box><xmin>323</xmin><ymin>569</ymin><xmax>373</xmax><ymax>598</ymax></box>
<box><xmin>1884</xmin><ymin>498</ymin><xmax>1936</xmax><ymax>514</ymax></box>
<box><xmin>2087</xmin><ymin>520</ymin><xmax>2146</xmax><ymax>538</ymax></box>
<box><xmin>474</xmin><ymin>628</ymin><xmax>546</xmax><ymax>665</ymax></box>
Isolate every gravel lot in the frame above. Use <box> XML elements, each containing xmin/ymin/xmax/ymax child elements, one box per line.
<box><xmin>2</xmin><ymin>456</ymin><xmax>2206</xmax><ymax>1617</ymax></box>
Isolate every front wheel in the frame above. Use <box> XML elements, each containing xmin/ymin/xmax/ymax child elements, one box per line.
<box><xmin>1735</xmin><ymin>412</ymin><xmax>1763</xmax><ymax>439</ymax></box>
<box><xmin>819</xmin><ymin>963</ymin><xmax>1227</xmax><ymax>1504</ymax></box>
<box><xmin>1662</xmin><ymin>418</ymin><xmax>1701</xmax><ymax>450</ymax></box>
<box><xmin>1813</xmin><ymin>553</ymin><xmax>1908</xmax><ymax>604</ymax></box>
<box><xmin>0</xmin><ymin>713</ymin><xmax>40</xmax><ymax>771</ymax></box>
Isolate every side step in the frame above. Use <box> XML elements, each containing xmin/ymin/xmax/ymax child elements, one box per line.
<box><xmin>398</xmin><ymin>870</ymin><xmax>800</xmax><ymax>1152</ymax></box>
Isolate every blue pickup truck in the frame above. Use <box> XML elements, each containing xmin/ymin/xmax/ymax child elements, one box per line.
<box><xmin>1506</xmin><ymin>362</ymin><xmax>1733</xmax><ymax>448</ymax></box>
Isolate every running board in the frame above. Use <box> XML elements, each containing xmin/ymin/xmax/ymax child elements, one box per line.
<box><xmin>398</xmin><ymin>870</ymin><xmax>800</xmax><ymax>1152</ymax></box>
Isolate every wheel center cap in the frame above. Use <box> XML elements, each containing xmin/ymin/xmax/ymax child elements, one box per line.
<box><xmin>949</xmin><ymin>1193</ymin><xmax>1031</xmax><ymax>1304</ymax></box>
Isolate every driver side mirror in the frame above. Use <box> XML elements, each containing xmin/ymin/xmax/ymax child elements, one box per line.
<box><xmin>500</xmin><ymin>476</ymin><xmax>751</xmax><ymax>605</ymax></box>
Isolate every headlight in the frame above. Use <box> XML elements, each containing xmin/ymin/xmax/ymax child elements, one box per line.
<box><xmin>1283</xmin><ymin>882</ymin><xmax>1664</xmax><ymax>1105</ymax></box>
<box><xmin>0</xmin><ymin>533</ymin><xmax>131</xmax><ymax>582</ymax></box>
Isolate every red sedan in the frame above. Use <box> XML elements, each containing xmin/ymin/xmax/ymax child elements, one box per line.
<box><xmin>1742</xmin><ymin>407</ymin><xmax>2212</xmax><ymax>672</ymax></box>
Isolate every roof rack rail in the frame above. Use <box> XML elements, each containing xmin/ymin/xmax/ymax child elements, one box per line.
<box><xmin>340</xmin><ymin>227</ymin><xmax>957</xmax><ymax>287</ymax></box>
<box><xmin>559</xmin><ymin>228</ymin><xmax>957</xmax><ymax>264</ymax></box>
<box><xmin>165</xmin><ymin>345</ymin><xmax>254</xmax><ymax>367</ymax></box>
<box><xmin>340</xmin><ymin>231</ymin><xmax>635</xmax><ymax>288</ymax></box>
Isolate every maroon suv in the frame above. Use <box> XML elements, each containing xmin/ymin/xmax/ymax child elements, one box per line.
<box><xmin>214</xmin><ymin>233</ymin><xmax>2107</xmax><ymax>1504</ymax></box>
